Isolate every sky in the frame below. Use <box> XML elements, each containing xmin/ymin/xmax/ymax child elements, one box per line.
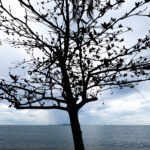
<box><xmin>0</xmin><ymin>0</ymin><xmax>150</xmax><ymax>125</ymax></box>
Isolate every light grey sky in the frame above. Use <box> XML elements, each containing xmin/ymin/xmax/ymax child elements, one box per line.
<box><xmin>0</xmin><ymin>0</ymin><xmax>150</xmax><ymax>125</ymax></box>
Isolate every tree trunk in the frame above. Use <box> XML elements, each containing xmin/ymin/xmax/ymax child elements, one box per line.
<box><xmin>69</xmin><ymin>110</ymin><xmax>85</xmax><ymax>150</ymax></box>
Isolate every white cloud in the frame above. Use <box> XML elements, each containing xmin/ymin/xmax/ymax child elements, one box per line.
<box><xmin>79</xmin><ymin>85</ymin><xmax>150</xmax><ymax>125</ymax></box>
<box><xmin>0</xmin><ymin>103</ymin><xmax>60</xmax><ymax>125</ymax></box>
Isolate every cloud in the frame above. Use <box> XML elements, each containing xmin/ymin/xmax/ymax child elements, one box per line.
<box><xmin>0</xmin><ymin>102</ymin><xmax>70</xmax><ymax>125</ymax></box>
<box><xmin>79</xmin><ymin>83</ymin><xmax>150</xmax><ymax>125</ymax></box>
<box><xmin>0</xmin><ymin>43</ymin><xmax>27</xmax><ymax>79</ymax></box>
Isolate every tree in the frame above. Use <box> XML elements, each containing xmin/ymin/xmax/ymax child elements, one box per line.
<box><xmin>71</xmin><ymin>0</ymin><xmax>95</xmax><ymax>19</ymax></box>
<box><xmin>0</xmin><ymin>0</ymin><xmax>150</xmax><ymax>150</ymax></box>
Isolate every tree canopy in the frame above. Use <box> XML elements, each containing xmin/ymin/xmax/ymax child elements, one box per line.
<box><xmin>0</xmin><ymin>0</ymin><xmax>150</xmax><ymax>110</ymax></box>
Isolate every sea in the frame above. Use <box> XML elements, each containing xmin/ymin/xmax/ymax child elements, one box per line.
<box><xmin>0</xmin><ymin>125</ymin><xmax>150</xmax><ymax>150</ymax></box>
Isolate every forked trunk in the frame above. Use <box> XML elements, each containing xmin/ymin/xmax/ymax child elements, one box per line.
<box><xmin>69</xmin><ymin>110</ymin><xmax>85</xmax><ymax>150</ymax></box>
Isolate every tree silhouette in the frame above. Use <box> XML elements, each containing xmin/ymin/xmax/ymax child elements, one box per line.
<box><xmin>0</xmin><ymin>0</ymin><xmax>150</xmax><ymax>150</ymax></box>
<box><xmin>71</xmin><ymin>0</ymin><xmax>94</xmax><ymax>19</ymax></box>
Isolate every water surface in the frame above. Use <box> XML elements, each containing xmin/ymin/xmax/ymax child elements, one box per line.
<box><xmin>0</xmin><ymin>125</ymin><xmax>150</xmax><ymax>150</ymax></box>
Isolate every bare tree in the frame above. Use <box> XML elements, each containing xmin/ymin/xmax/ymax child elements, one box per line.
<box><xmin>0</xmin><ymin>0</ymin><xmax>150</xmax><ymax>150</ymax></box>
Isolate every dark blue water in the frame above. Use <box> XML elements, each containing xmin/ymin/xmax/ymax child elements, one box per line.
<box><xmin>0</xmin><ymin>125</ymin><xmax>150</xmax><ymax>150</ymax></box>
